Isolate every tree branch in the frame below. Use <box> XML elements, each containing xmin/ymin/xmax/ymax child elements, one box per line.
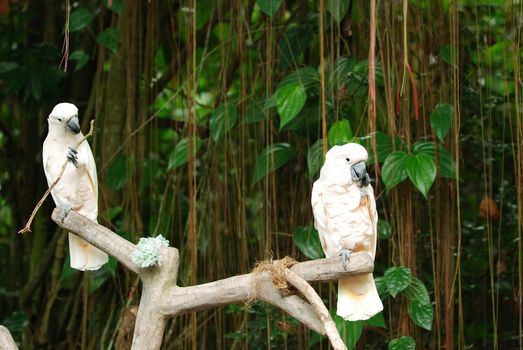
<box><xmin>50</xmin><ymin>208</ymin><xmax>374</xmax><ymax>349</ymax></box>
<box><xmin>0</xmin><ymin>326</ymin><xmax>18</xmax><ymax>350</ymax></box>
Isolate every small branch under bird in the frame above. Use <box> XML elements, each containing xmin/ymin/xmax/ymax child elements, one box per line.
<box><xmin>311</xmin><ymin>143</ymin><xmax>383</xmax><ymax>321</ymax></box>
<box><xmin>42</xmin><ymin>103</ymin><xmax>108</xmax><ymax>270</ymax></box>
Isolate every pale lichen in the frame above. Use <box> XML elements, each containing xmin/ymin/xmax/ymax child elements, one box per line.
<box><xmin>132</xmin><ymin>235</ymin><xmax>170</xmax><ymax>268</ymax></box>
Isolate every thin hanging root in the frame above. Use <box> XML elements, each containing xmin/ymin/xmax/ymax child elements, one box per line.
<box><xmin>405</xmin><ymin>63</ymin><xmax>420</xmax><ymax>121</ymax></box>
<box><xmin>17</xmin><ymin>120</ymin><xmax>95</xmax><ymax>234</ymax></box>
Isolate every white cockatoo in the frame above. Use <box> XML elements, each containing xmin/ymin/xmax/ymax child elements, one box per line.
<box><xmin>311</xmin><ymin>143</ymin><xmax>383</xmax><ymax>321</ymax></box>
<box><xmin>43</xmin><ymin>102</ymin><xmax>108</xmax><ymax>271</ymax></box>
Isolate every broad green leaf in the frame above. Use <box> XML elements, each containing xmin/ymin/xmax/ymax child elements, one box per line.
<box><xmin>0</xmin><ymin>62</ymin><xmax>19</xmax><ymax>74</ymax></box>
<box><xmin>168</xmin><ymin>137</ymin><xmax>203</xmax><ymax>170</ymax></box>
<box><xmin>412</xmin><ymin>142</ymin><xmax>456</xmax><ymax>179</ymax></box>
<box><xmin>2</xmin><ymin>311</ymin><xmax>29</xmax><ymax>332</ymax></box>
<box><xmin>381</xmin><ymin>151</ymin><xmax>408</xmax><ymax>191</ymax></box>
<box><xmin>107</xmin><ymin>155</ymin><xmax>130</xmax><ymax>190</ymax></box>
<box><xmin>278</xmin><ymin>26</ymin><xmax>313</xmax><ymax>69</ymax></box>
<box><xmin>327</xmin><ymin>0</ymin><xmax>350</xmax><ymax>22</ymax></box>
<box><xmin>408</xmin><ymin>300</ymin><xmax>434</xmax><ymax>330</ymax></box>
<box><xmin>276</xmin><ymin>83</ymin><xmax>306</xmax><ymax>130</ymax></box>
<box><xmin>96</xmin><ymin>28</ymin><xmax>121</xmax><ymax>53</ymax></box>
<box><xmin>365</xmin><ymin>312</ymin><xmax>386</xmax><ymax>328</ymax></box>
<box><xmin>329</xmin><ymin>56</ymin><xmax>355</xmax><ymax>91</ymax></box>
<box><xmin>405</xmin><ymin>277</ymin><xmax>430</xmax><ymax>304</ymax></box>
<box><xmin>89</xmin><ymin>268</ymin><xmax>111</xmax><ymax>294</ymax></box>
<box><xmin>388</xmin><ymin>336</ymin><xmax>416</xmax><ymax>350</ymax></box>
<box><xmin>61</xmin><ymin>255</ymin><xmax>78</xmax><ymax>282</ymax></box>
<box><xmin>209</xmin><ymin>104</ymin><xmax>238</xmax><ymax>142</ymax></box>
<box><xmin>69</xmin><ymin>50</ymin><xmax>89</xmax><ymax>71</ymax></box>
<box><xmin>256</xmin><ymin>0</ymin><xmax>283</xmax><ymax>17</ymax></box>
<box><xmin>106</xmin><ymin>256</ymin><xmax>118</xmax><ymax>277</ymax></box>
<box><xmin>374</xmin><ymin>276</ymin><xmax>388</xmax><ymax>299</ymax></box>
<box><xmin>252</xmin><ymin>143</ymin><xmax>294</xmax><ymax>185</ymax></box>
<box><xmin>333</xmin><ymin>314</ymin><xmax>363</xmax><ymax>350</ymax></box>
<box><xmin>377</xmin><ymin>219</ymin><xmax>391</xmax><ymax>239</ymax></box>
<box><xmin>104</xmin><ymin>0</ymin><xmax>122</xmax><ymax>14</ymax></box>
<box><xmin>361</xmin><ymin>131</ymin><xmax>404</xmax><ymax>164</ymax></box>
<box><xmin>69</xmin><ymin>7</ymin><xmax>94</xmax><ymax>32</ymax></box>
<box><xmin>328</xmin><ymin>119</ymin><xmax>353</xmax><ymax>147</ymax></box>
<box><xmin>430</xmin><ymin>103</ymin><xmax>453</xmax><ymax>142</ymax></box>
<box><xmin>384</xmin><ymin>266</ymin><xmax>412</xmax><ymax>297</ymax></box>
<box><xmin>279</xmin><ymin>67</ymin><xmax>320</xmax><ymax>90</ymax></box>
<box><xmin>293</xmin><ymin>225</ymin><xmax>324</xmax><ymax>259</ymax></box>
<box><xmin>245</xmin><ymin>100</ymin><xmax>267</xmax><ymax>124</ymax></box>
<box><xmin>405</xmin><ymin>152</ymin><xmax>436</xmax><ymax>198</ymax></box>
<box><xmin>307</xmin><ymin>139</ymin><xmax>325</xmax><ymax>180</ymax></box>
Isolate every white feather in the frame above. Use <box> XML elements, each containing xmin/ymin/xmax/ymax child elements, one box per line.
<box><xmin>311</xmin><ymin>143</ymin><xmax>383</xmax><ymax>321</ymax></box>
<box><xmin>43</xmin><ymin>103</ymin><xmax>108</xmax><ymax>271</ymax></box>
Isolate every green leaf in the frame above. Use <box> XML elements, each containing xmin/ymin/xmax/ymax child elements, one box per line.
<box><xmin>245</xmin><ymin>100</ymin><xmax>267</xmax><ymax>124</ymax></box>
<box><xmin>279</xmin><ymin>67</ymin><xmax>320</xmax><ymax>90</ymax></box>
<box><xmin>430</xmin><ymin>103</ymin><xmax>453</xmax><ymax>142</ymax></box>
<box><xmin>252</xmin><ymin>143</ymin><xmax>294</xmax><ymax>185</ymax></box>
<box><xmin>408</xmin><ymin>300</ymin><xmax>434</xmax><ymax>331</ymax></box>
<box><xmin>383</xmin><ymin>266</ymin><xmax>412</xmax><ymax>297</ymax></box>
<box><xmin>278</xmin><ymin>26</ymin><xmax>313</xmax><ymax>69</ymax></box>
<box><xmin>388</xmin><ymin>336</ymin><xmax>416</xmax><ymax>350</ymax></box>
<box><xmin>107</xmin><ymin>155</ymin><xmax>130</xmax><ymax>190</ymax></box>
<box><xmin>377</xmin><ymin>219</ymin><xmax>391</xmax><ymax>239</ymax></box>
<box><xmin>209</xmin><ymin>104</ymin><xmax>238</xmax><ymax>143</ymax></box>
<box><xmin>327</xmin><ymin>0</ymin><xmax>350</xmax><ymax>22</ymax></box>
<box><xmin>106</xmin><ymin>256</ymin><xmax>118</xmax><ymax>277</ymax></box>
<box><xmin>61</xmin><ymin>255</ymin><xmax>79</xmax><ymax>282</ymax></box>
<box><xmin>96</xmin><ymin>28</ymin><xmax>121</xmax><ymax>53</ymax></box>
<box><xmin>365</xmin><ymin>312</ymin><xmax>386</xmax><ymax>328</ymax></box>
<box><xmin>361</xmin><ymin>131</ymin><xmax>404</xmax><ymax>164</ymax></box>
<box><xmin>333</xmin><ymin>314</ymin><xmax>363</xmax><ymax>350</ymax></box>
<box><xmin>104</xmin><ymin>0</ymin><xmax>123</xmax><ymax>14</ymax></box>
<box><xmin>2</xmin><ymin>311</ymin><xmax>29</xmax><ymax>332</ymax></box>
<box><xmin>328</xmin><ymin>119</ymin><xmax>353</xmax><ymax>147</ymax></box>
<box><xmin>405</xmin><ymin>152</ymin><xmax>436</xmax><ymax>198</ymax></box>
<box><xmin>381</xmin><ymin>151</ymin><xmax>408</xmax><ymax>191</ymax></box>
<box><xmin>69</xmin><ymin>7</ymin><xmax>94</xmax><ymax>32</ymax></box>
<box><xmin>374</xmin><ymin>276</ymin><xmax>388</xmax><ymax>299</ymax></box>
<box><xmin>89</xmin><ymin>268</ymin><xmax>111</xmax><ymax>294</ymax></box>
<box><xmin>307</xmin><ymin>139</ymin><xmax>325</xmax><ymax>180</ymax></box>
<box><xmin>405</xmin><ymin>277</ymin><xmax>430</xmax><ymax>304</ymax></box>
<box><xmin>412</xmin><ymin>142</ymin><xmax>456</xmax><ymax>179</ymax></box>
<box><xmin>69</xmin><ymin>50</ymin><xmax>89</xmax><ymax>71</ymax></box>
<box><xmin>256</xmin><ymin>0</ymin><xmax>283</xmax><ymax>17</ymax></box>
<box><xmin>293</xmin><ymin>225</ymin><xmax>324</xmax><ymax>259</ymax></box>
<box><xmin>168</xmin><ymin>137</ymin><xmax>203</xmax><ymax>170</ymax></box>
<box><xmin>276</xmin><ymin>83</ymin><xmax>306</xmax><ymax>130</ymax></box>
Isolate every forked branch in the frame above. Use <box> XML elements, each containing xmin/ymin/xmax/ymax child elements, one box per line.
<box><xmin>50</xmin><ymin>208</ymin><xmax>374</xmax><ymax>349</ymax></box>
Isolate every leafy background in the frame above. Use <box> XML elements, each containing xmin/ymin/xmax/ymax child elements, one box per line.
<box><xmin>0</xmin><ymin>0</ymin><xmax>522</xmax><ymax>349</ymax></box>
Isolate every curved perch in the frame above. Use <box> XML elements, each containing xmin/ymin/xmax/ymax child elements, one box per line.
<box><xmin>51</xmin><ymin>208</ymin><xmax>374</xmax><ymax>350</ymax></box>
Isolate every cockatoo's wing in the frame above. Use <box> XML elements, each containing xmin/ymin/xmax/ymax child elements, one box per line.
<box><xmin>77</xmin><ymin>139</ymin><xmax>98</xmax><ymax>204</ymax></box>
<box><xmin>366</xmin><ymin>185</ymin><xmax>378</xmax><ymax>259</ymax></box>
<box><xmin>311</xmin><ymin>181</ymin><xmax>330</xmax><ymax>255</ymax></box>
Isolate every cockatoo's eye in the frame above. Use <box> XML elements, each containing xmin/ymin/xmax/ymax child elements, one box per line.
<box><xmin>57</xmin><ymin>118</ymin><xmax>62</xmax><ymax>122</ymax></box>
<box><xmin>345</xmin><ymin>158</ymin><xmax>350</xmax><ymax>162</ymax></box>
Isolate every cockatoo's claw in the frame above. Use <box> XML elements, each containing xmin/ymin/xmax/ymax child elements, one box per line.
<box><xmin>60</xmin><ymin>203</ymin><xmax>73</xmax><ymax>223</ymax></box>
<box><xmin>339</xmin><ymin>249</ymin><xmax>353</xmax><ymax>270</ymax></box>
<box><xmin>66</xmin><ymin>147</ymin><xmax>79</xmax><ymax>168</ymax></box>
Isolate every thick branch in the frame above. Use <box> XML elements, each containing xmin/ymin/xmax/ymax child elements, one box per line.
<box><xmin>161</xmin><ymin>253</ymin><xmax>373</xmax><ymax>314</ymax></box>
<box><xmin>51</xmin><ymin>209</ymin><xmax>139</xmax><ymax>275</ymax></box>
<box><xmin>0</xmin><ymin>326</ymin><xmax>18</xmax><ymax>350</ymax></box>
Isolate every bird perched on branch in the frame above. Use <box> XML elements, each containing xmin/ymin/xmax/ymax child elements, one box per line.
<box><xmin>311</xmin><ymin>143</ymin><xmax>383</xmax><ymax>321</ymax></box>
<box><xmin>43</xmin><ymin>102</ymin><xmax>108</xmax><ymax>270</ymax></box>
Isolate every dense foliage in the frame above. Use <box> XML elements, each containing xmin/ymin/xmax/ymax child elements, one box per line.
<box><xmin>0</xmin><ymin>0</ymin><xmax>522</xmax><ymax>349</ymax></box>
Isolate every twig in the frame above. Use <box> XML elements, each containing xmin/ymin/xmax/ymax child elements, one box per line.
<box><xmin>284</xmin><ymin>268</ymin><xmax>347</xmax><ymax>350</ymax></box>
<box><xmin>17</xmin><ymin>120</ymin><xmax>96</xmax><ymax>234</ymax></box>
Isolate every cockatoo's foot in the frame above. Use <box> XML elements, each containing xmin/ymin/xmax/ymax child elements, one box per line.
<box><xmin>66</xmin><ymin>147</ymin><xmax>79</xmax><ymax>168</ymax></box>
<box><xmin>60</xmin><ymin>203</ymin><xmax>73</xmax><ymax>223</ymax></box>
<box><xmin>339</xmin><ymin>249</ymin><xmax>353</xmax><ymax>270</ymax></box>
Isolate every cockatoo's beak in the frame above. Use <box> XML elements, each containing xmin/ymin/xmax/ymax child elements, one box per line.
<box><xmin>66</xmin><ymin>115</ymin><xmax>80</xmax><ymax>134</ymax></box>
<box><xmin>351</xmin><ymin>161</ymin><xmax>369</xmax><ymax>186</ymax></box>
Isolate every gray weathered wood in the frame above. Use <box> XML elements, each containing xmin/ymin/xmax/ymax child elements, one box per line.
<box><xmin>0</xmin><ymin>325</ymin><xmax>18</xmax><ymax>350</ymax></box>
<box><xmin>51</xmin><ymin>208</ymin><xmax>375</xmax><ymax>350</ymax></box>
